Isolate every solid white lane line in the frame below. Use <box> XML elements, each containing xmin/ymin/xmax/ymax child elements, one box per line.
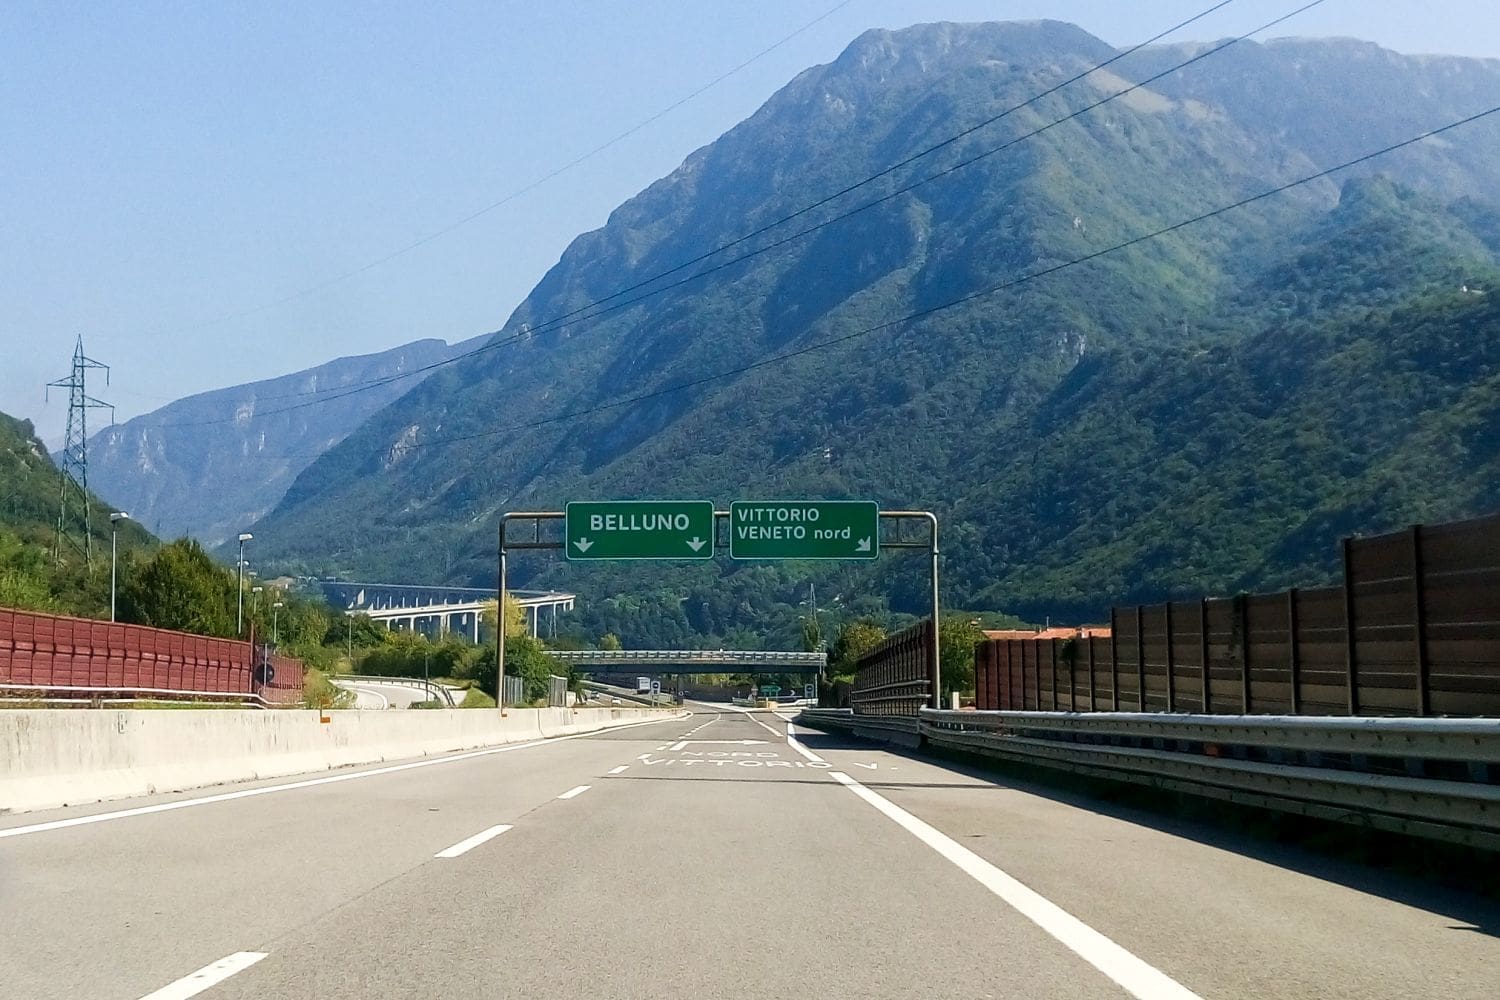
<box><xmin>0</xmin><ymin>714</ymin><xmax>685</xmax><ymax>841</ymax></box>
<box><xmin>785</xmin><ymin>722</ymin><xmax>825</xmax><ymax>763</ymax></box>
<box><xmin>434</xmin><ymin>824</ymin><xmax>513</xmax><ymax>859</ymax></box>
<box><xmin>557</xmin><ymin>785</ymin><xmax>591</xmax><ymax>800</ymax></box>
<box><xmin>825</xmin><ymin>771</ymin><xmax>1202</xmax><ymax>1000</ymax></box>
<box><xmin>607</xmin><ymin>765</ymin><xmax>629</xmax><ymax>775</ymax></box>
<box><xmin>138</xmin><ymin>951</ymin><xmax>267</xmax><ymax>1000</ymax></box>
<box><xmin>743</xmin><ymin>714</ymin><xmax>785</xmax><ymax>739</ymax></box>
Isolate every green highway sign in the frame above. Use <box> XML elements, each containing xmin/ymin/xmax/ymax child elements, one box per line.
<box><xmin>564</xmin><ymin>500</ymin><xmax>715</xmax><ymax>561</ymax></box>
<box><xmin>729</xmin><ymin>500</ymin><xmax>879</xmax><ymax>560</ymax></box>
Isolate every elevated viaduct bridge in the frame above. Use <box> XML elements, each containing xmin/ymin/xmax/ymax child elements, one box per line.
<box><xmin>318</xmin><ymin>581</ymin><xmax>576</xmax><ymax>640</ymax></box>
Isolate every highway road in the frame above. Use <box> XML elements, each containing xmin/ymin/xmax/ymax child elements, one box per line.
<box><xmin>332</xmin><ymin>677</ymin><xmax>456</xmax><ymax>709</ymax></box>
<box><xmin>1</xmin><ymin>707</ymin><xmax>1496</xmax><ymax>999</ymax></box>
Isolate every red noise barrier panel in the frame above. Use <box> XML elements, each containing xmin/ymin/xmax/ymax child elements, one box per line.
<box><xmin>0</xmin><ymin>607</ymin><xmax>303</xmax><ymax>705</ymax></box>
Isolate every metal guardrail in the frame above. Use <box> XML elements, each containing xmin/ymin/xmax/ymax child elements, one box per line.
<box><xmin>796</xmin><ymin>708</ymin><xmax>1500</xmax><ymax>849</ymax></box>
<box><xmin>547</xmin><ymin>649</ymin><xmax>826</xmax><ymax>668</ymax></box>
<box><xmin>0</xmin><ymin>681</ymin><xmax>275</xmax><ymax>708</ymax></box>
<box><xmin>922</xmin><ymin>710</ymin><xmax>1500</xmax><ymax>763</ymax></box>
<box><xmin>579</xmin><ymin>681</ymin><xmax>654</xmax><ymax>706</ymax></box>
<box><xmin>331</xmin><ymin>675</ymin><xmax>457</xmax><ymax>707</ymax></box>
<box><xmin>801</xmin><ymin>708</ymin><xmax>920</xmax><ymax>743</ymax></box>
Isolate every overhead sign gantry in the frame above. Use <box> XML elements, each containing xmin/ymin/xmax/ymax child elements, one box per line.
<box><xmin>496</xmin><ymin>501</ymin><xmax>940</xmax><ymax>709</ymax></box>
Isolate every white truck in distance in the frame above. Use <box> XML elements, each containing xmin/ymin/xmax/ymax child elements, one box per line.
<box><xmin>636</xmin><ymin>677</ymin><xmax>651</xmax><ymax>694</ymax></box>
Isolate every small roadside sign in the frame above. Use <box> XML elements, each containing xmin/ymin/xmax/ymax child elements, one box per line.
<box><xmin>728</xmin><ymin>500</ymin><xmax>879</xmax><ymax>560</ymax></box>
<box><xmin>565</xmin><ymin>500</ymin><xmax>715</xmax><ymax>561</ymax></box>
<box><xmin>804</xmin><ymin>683</ymin><xmax>815</xmax><ymax>701</ymax></box>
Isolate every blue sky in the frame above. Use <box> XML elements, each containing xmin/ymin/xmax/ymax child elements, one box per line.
<box><xmin>4</xmin><ymin>1</ymin><xmax>1498</xmax><ymax>444</ymax></box>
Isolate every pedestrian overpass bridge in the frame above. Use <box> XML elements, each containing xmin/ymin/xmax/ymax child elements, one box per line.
<box><xmin>543</xmin><ymin>649</ymin><xmax>825</xmax><ymax>674</ymax></box>
<box><xmin>318</xmin><ymin>581</ymin><xmax>575</xmax><ymax>640</ymax></box>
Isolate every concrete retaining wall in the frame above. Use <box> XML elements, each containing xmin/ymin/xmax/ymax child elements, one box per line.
<box><xmin>0</xmin><ymin>706</ymin><xmax>679</xmax><ymax>815</ymax></box>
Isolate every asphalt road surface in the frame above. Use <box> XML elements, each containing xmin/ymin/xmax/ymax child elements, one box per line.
<box><xmin>333</xmin><ymin>678</ymin><xmax>455</xmax><ymax>708</ymax></box>
<box><xmin>2</xmin><ymin>707</ymin><xmax>1496</xmax><ymax>999</ymax></box>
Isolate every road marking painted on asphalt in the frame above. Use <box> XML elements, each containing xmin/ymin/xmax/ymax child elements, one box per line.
<box><xmin>138</xmin><ymin>951</ymin><xmax>268</xmax><ymax>999</ymax></box>
<box><xmin>557</xmin><ymin>785</ymin><xmax>592</xmax><ymax>800</ymax></box>
<box><xmin>668</xmin><ymin>740</ymin><xmax>689</xmax><ymax>751</ymax></box>
<box><xmin>743</xmin><ymin>713</ymin><xmax>786</xmax><ymax>739</ymax></box>
<box><xmin>785</xmin><ymin>723</ymin><xmax>825</xmax><ymax>763</ymax></box>
<box><xmin>607</xmin><ymin>765</ymin><xmax>629</xmax><ymax>774</ymax></box>
<box><xmin>344</xmin><ymin>684</ymin><xmax>390</xmax><ymax>710</ymax></box>
<box><xmin>0</xmin><ymin>714</ymin><xmax>686</xmax><ymax>841</ymax></box>
<box><xmin>434</xmin><ymin>824</ymin><xmax>513</xmax><ymax>859</ymax></box>
<box><xmin>825</xmin><ymin>771</ymin><xmax>1202</xmax><ymax>1000</ymax></box>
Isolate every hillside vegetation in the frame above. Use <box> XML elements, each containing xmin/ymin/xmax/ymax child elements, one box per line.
<box><xmin>237</xmin><ymin>22</ymin><xmax>1500</xmax><ymax>643</ymax></box>
<box><xmin>0</xmin><ymin>411</ymin><xmax>154</xmax><ymax>615</ymax></box>
<box><xmin>85</xmin><ymin>336</ymin><xmax>481</xmax><ymax>546</ymax></box>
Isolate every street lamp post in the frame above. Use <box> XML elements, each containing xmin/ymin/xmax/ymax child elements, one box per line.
<box><xmin>108</xmin><ymin>512</ymin><xmax>129</xmax><ymax>622</ymax></box>
<box><xmin>236</xmin><ymin>533</ymin><xmax>253</xmax><ymax>634</ymax></box>
<box><xmin>272</xmin><ymin>601</ymin><xmax>285</xmax><ymax>645</ymax></box>
<box><xmin>251</xmin><ymin>585</ymin><xmax>263</xmax><ymax>629</ymax></box>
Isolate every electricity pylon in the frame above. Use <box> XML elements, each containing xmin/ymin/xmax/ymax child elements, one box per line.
<box><xmin>46</xmin><ymin>337</ymin><xmax>113</xmax><ymax>569</ymax></box>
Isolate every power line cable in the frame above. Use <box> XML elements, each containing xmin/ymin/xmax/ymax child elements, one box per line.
<box><xmin>499</xmin><ymin>0</ymin><xmax>1326</xmax><ymax>343</ymax></box>
<box><xmin>149</xmin><ymin>1</ymin><xmax>856</xmax><ymax>341</ymax></box>
<box><xmin>236</xmin><ymin>0</ymin><xmax>1241</xmax><ymax>408</ymax></box>
<box><xmin>390</xmin><ymin>103</ymin><xmax>1500</xmax><ymax>453</ymax></box>
<box><xmin>165</xmin><ymin>0</ymin><xmax>1254</xmax><ymax>427</ymax></box>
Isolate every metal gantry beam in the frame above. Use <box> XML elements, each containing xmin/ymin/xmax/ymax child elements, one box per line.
<box><xmin>497</xmin><ymin>508</ymin><xmax>940</xmax><ymax>709</ymax></box>
<box><xmin>545</xmin><ymin>649</ymin><xmax>826</xmax><ymax>671</ymax></box>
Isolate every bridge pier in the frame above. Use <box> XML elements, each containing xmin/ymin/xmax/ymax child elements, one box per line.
<box><xmin>335</xmin><ymin>584</ymin><xmax>571</xmax><ymax>647</ymax></box>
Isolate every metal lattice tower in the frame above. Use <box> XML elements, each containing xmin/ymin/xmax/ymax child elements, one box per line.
<box><xmin>46</xmin><ymin>337</ymin><xmax>113</xmax><ymax>569</ymax></box>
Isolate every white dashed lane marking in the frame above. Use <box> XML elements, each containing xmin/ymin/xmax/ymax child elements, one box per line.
<box><xmin>434</xmin><ymin>824</ymin><xmax>513</xmax><ymax>859</ymax></box>
<box><xmin>137</xmin><ymin>951</ymin><xmax>267</xmax><ymax>1000</ymax></box>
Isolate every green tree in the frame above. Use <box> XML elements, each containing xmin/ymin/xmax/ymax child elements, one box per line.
<box><xmin>324</xmin><ymin>613</ymin><xmax>386</xmax><ymax>650</ymax></box>
<box><xmin>938</xmin><ymin>618</ymin><xmax>984</xmax><ymax>698</ymax></box>
<box><xmin>118</xmin><ymin>539</ymin><xmax>237</xmax><ymax>637</ymax></box>
<box><xmin>277</xmin><ymin>598</ymin><xmax>333</xmax><ymax>650</ymax></box>
<box><xmin>0</xmin><ymin>566</ymin><xmax>56</xmax><ymax>612</ymax></box>
<box><xmin>473</xmin><ymin>634</ymin><xmax>557</xmax><ymax>703</ymax></box>
<box><xmin>598</xmin><ymin>632</ymin><xmax>623</xmax><ymax>650</ymax></box>
<box><xmin>481</xmin><ymin>594</ymin><xmax>528</xmax><ymax>640</ymax></box>
<box><xmin>828</xmin><ymin>619</ymin><xmax>887</xmax><ymax>678</ymax></box>
<box><xmin>799</xmin><ymin>616</ymin><xmax>822</xmax><ymax>653</ymax></box>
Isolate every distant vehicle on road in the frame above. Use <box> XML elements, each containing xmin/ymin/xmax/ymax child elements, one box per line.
<box><xmin>636</xmin><ymin>676</ymin><xmax>651</xmax><ymax>694</ymax></box>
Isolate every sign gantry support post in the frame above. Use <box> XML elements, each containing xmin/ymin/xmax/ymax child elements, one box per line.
<box><xmin>498</xmin><ymin>507</ymin><xmax>941</xmax><ymax>711</ymax></box>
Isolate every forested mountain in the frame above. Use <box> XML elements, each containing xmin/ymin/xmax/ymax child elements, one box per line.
<box><xmin>242</xmin><ymin>22</ymin><xmax>1500</xmax><ymax>642</ymax></box>
<box><xmin>1</xmin><ymin>410</ymin><xmax>155</xmax><ymax>615</ymax></box>
<box><xmin>85</xmin><ymin>336</ymin><xmax>481</xmax><ymax>546</ymax></box>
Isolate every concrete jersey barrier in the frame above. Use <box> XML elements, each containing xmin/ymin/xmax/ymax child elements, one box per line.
<box><xmin>0</xmin><ymin>706</ymin><xmax>682</xmax><ymax>815</ymax></box>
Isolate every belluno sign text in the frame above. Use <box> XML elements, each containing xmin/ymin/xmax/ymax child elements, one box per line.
<box><xmin>564</xmin><ymin>500</ymin><xmax>715</xmax><ymax>561</ymax></box>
